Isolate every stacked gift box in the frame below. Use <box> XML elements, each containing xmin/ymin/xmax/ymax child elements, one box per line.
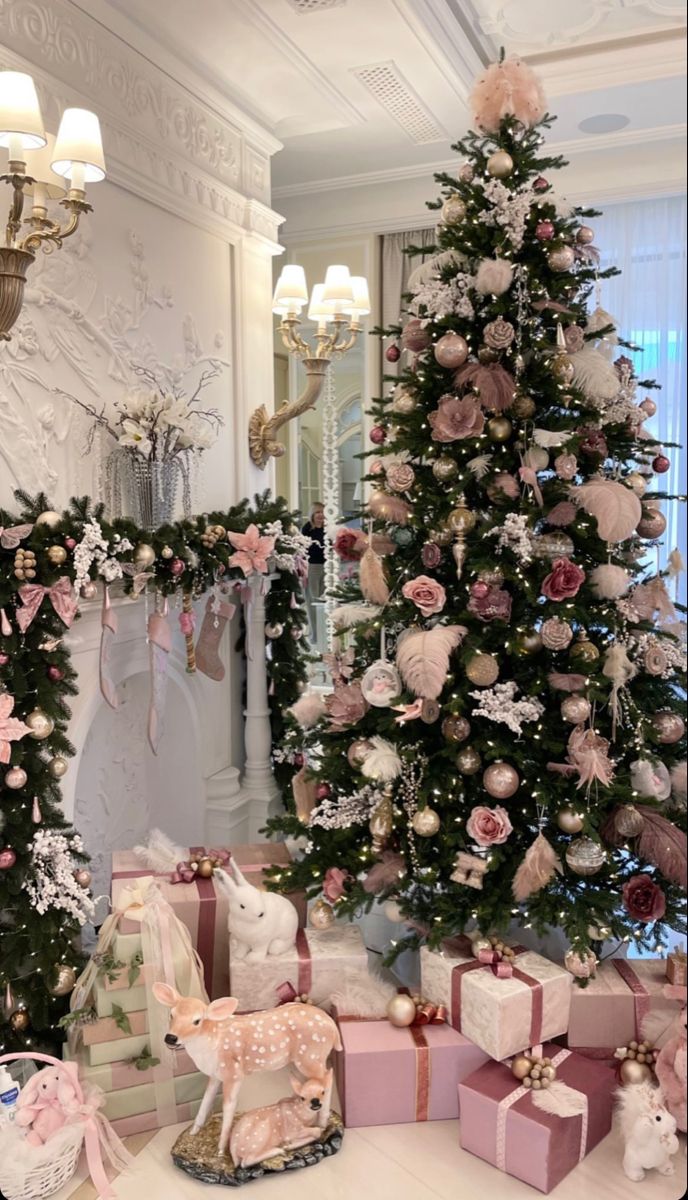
<box><xmin>229</xmin><ymin>924</ymin><xmax>371</xmax><ymax>1013</ymax></box>
<box><xmin>565</xmin><ymin>957</ymin><xmax>679</xmax><ymax>1058</ymax></box>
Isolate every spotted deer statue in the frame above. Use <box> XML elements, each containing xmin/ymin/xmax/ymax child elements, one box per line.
<box><xmin>153</xmin><ymin>983</ymin><xmax>341</xmax><ymax>1156</ymax></box>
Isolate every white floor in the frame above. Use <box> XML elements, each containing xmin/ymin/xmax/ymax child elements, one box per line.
<box><xmin>53</xmin><ymin>1068</ymin><xmax>686</xmax><ymax>1200</ymax></box>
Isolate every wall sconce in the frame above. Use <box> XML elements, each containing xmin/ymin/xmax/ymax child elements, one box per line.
<box><xmin>0</xmin><ymin>72</ymin><xmax>105</xmax><ymax>340</ymax></box>
<box><xmin>249</xmin><ymin>263</ymin><xmax>369</xmax><ymax>468</ymax></box>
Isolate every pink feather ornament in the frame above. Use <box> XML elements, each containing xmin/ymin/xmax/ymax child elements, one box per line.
<box><xmin>359</xmin><ymin>546</ymin><xmax>390</xmax><ymax>604</ymax></box>
<box><xmin>512</xmin><ymin>832</ymin><xmax>563</xmax><ymax>902</ymax></box>
<box><xmin>548</xmin><ymin>672</ymin><xmax>589</xmax><ymax>692</ymax></box>
<box><xmin>454</xmin><ymin>362</ymin><xmax>516</xmax><ymax>412</ymax></box>
<box><xmin>362</xmin><ymin>851</ymin><xmax>407</xmax><ymax>895</ymax></box>
<box><xmin>368</xmin><ymin>491</ymin><xmax>412</xmax><ymax>525</ymax></box>
<box><xmin>589</xmin><ymin>563</ymin><xmax>631</xmax><ymax>599</ymax></box>
<box><xmin>570</xmin><ymin>479</ymin><xmax>642</xmax><ymax>543</ymax></box>
<box><xmin>395</xmin><ymin>625</ymin><xmax>467</xmax><ymax>699</ymax></box>
<box><xmin>671</xmin><ymin>762</ymin><xmax>687</xmax><ymax>803</ymax></box>
<box><xmin>470</xmin><ymin>57</ymin><xmax>547</xmax><ymax>134</ymax></box>
<box><xmin>545</xmin><ymin>501</ymin><xmax>578</xmax><ymax>527</ymax></box>
<box><xmin>603</xmin><ymin>807</ymin><xmax>687</xmax><ymax>888</ymax></box>
<box><xmin>288</xmin><ymin>691</ymin><xmax>326</xmax><ymax>729</ymax></box>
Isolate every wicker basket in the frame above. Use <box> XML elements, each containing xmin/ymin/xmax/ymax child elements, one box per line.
<box><xmin>0</xmin><ymin>1052</ymin><xmax>85</xmax><ymax>1200</ymax></box>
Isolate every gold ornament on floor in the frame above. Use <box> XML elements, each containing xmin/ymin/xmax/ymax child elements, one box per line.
<box><xmin>511</xmin><ymin>1052</ymin><xmax>557</xmax><ymax>1090</ymax></box>
<box><xmin>369</xmin><ymin>785</ymin><xmax>394</xmax><ymax>854</ymax></box>
<box><xmin>309</xmin><ymin>899</ymin><xmax>335</xmax><ymax>931</ymax></box>
<box><xmin>49</xmin><ymin>963</ymin><xmax>76</xmax><ymax>996</ymax></box>
<box><xmin>556</xmin><ymin>808</ymin><xmax>584</xmax><ymax>834</ymax></box>
<box><xmin>615</xmin><ymin>804</ymin><xmax>645</xmax><ymax>837</ymax></box>
<box><xmin>48</xmin><ymin>755</ymin><xmax>68</xmax><ymax>779</ymax></box>
<box><xmin>456</xmin><ymin>747</ymin><xmax>481</xmax><ymax>775</ymax></box>
<box><xmin>486</xmin><ymin>150</ymin><xmax>513</xmax><ymax>178</ymax></box>
<box><xmin>565</xmin><ymin>837</ymin><xmax>605</xmax><ymax>875</ymax></box>
<box><xmin>386</xmin><ymin>992</ymin><xmax>418</xmax><ymax>1028</ymax></box>
<box><xmin>47</xmin><ymin>545</ymin><xmax>67</xmax><ymax>565</ymax></box>
<box><xmin>465</xmin><ymin>653</ymin><xmax>499</xmax><ymax>687</ymax></box>
<box><xmin>133</xmin><ymin>542</ymin><xmax>156</xmax><ymax>569</ymax></box>
<box><xmin>411</xmin><ymin>807</ymin><xmax>440</xmax><ymax>837</ymax></box>
<box><xmin>487</xmin><ymin>416</ymin><xmax>512</xmax><ymax>442</ymax></box>
<box><xmin>25</xmin><ymin>707</ymin><xmax>55</xmax><ymax>740</ymax></box>
<box><xmin>9</xmin><ymin>1009</ymin><xmax>29</xmax><ymax>1032</ymax></box>
<box><xmin>451</xmin><ymin>851</ymin><xmax>488</xmax><ymax>889</ymax></box>
<box><xmin>569</xmin><ymin>630</ymin><xmax>600</xmax><ymax>664</ymax></box>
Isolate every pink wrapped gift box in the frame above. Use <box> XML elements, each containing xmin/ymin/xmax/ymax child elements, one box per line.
<box><xmin>459</xmin><ymin>1043</ymin><xmax>615</xmax><ymax>1193</ymax></box>
<box><xmin>64</xmin><ymin>1045</ymin><xmax>197</xmax><ymax>1092</ymax></box>
<box><xmin>566</xmin><ymin>958</ymin><xmax>678</xmax><ymax>1052</ymax></box>
<box><xmin>666</xmin><ymin>950</ymin><xmax>687</xmax><ymax>986</ymax></box>
<box><xmin>111</xmin><ymin>843</ymin><xmax>305</xmax><ymax>999</ymax></box>
<box><xmin>420</xmin><ymin>944</ymin><xmax>571</xmax><ymax>1061</ymax></box>
<box><xmin>333</xmin><ymin>1014</ymin><xmax>489</xmax><ymax>1127</ymax></box>
<box><xmin>229</xmin><ymin>926</ymin><xmax>369</xmax><ymax>1013</ymax></box>
<box><xmin>110</xmin><ymin>1099</ymin><xmax>201</xmax><ymax>1137</ymax></box>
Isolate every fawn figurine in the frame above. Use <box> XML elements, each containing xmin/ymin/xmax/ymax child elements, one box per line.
<box><xmin>153</xmin><ymin>983</ymin><xmax>341</xmax><ymax>1155</ymax></box>
<box><xmin>215</xmin><ymin>861</ymin><xmax>298</xmax><ymax>961</ymax></box>
<box><xmin>229</xmin><ymin>1073</ymin><xmax>333</xmax><ymax>1168</ymax></box>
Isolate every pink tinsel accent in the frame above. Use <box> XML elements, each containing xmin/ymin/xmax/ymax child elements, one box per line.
<box><xmin>454</xmin><ymin>362</ymin><xmax>516</xmax><ymax>412</ymax></box>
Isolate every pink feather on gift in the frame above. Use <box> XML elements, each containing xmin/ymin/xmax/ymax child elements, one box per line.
<box><xmin>454</xmin><ymin>362</ymin><xmax>516</xmax><ymax>412</ymax></box>
<box><xmin>470</xmin><ymin>57</ymin><xmax>546</xmax><ymax>134</ymax></box>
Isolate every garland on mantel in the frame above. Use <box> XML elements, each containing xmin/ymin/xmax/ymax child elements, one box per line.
<box><xmin>0</xmin><ymin>488</ymin><xmax>309</xmax><ymax>1052</ymax></box>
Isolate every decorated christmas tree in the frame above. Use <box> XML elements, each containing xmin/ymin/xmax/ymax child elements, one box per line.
<box><xmin>269</xmin><ymin>57</ymin><xmax>687</xmax><ymax>967</ymax></box>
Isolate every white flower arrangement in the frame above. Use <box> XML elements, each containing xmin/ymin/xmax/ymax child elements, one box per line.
<box><xmin>409</xmin><ymin>271</ymin><xmax>475</xmax><ymax>324</ymax></box>
<box><xmin>23</xmin><ymin>830</ymin><xmax>96</xmax><ymax>926</ymax></box>
<box><xmin>487</xmin><ymin>512</ymin><xmax>534</xmax><ymax>563</ymax></box>
<box><xmin>469</xmin><ymin>680</ymin><xmax>545</xmax><ymax>735</ymax></box>
<box><xmin>478</xmin><ymin>179</ymin><xmax>533</xmax><ymax>251</ymax></box>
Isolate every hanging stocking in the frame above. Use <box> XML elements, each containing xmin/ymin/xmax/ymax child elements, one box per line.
<box><xmin>148</xmin><ymin>597</ymin><xmax>172</xmax><ymax>755</ymax></box>
<box><xmin>99</xmin><ymin>586</ymin><xmax>119</xmax><ymax>710</ymax></box>
<box><xmin>195</xmin><ymin>585</ymin><xmax>236</xmax><ymax>682</ymax></box>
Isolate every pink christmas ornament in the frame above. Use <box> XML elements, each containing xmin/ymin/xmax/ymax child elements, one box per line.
<box><xmin>315</xmin><ymin>782</ymin><xmax>331</xmax><ymax>801</ymax></box>
<box><xmin>576</xmin><ymin>226</ymin><xmax>595</xmax><ymax>245</ymax></box>
<box><xmin>0</xmin><ymin>848</ymin><xmax>16</xmax><ymax>869</ymax></box>
<box><xmin>554</xmin><ymin>453</ymin><xmax>578</xmax><ymax>480</ymax></box>
<box><xmin>401</xmin><ymin>319</ymin><xmax>431</xmax><ymax>352</ymax></box>
<box><xmin>47</xmin><ymin>665</ymin><xmax>64</xmax><ymax>681</ymax></box>
<box><xmin>640</xmin><ymin>397</ymin><xmax>657</xmax><ymax>418</ymax></box>
<box><xmin>533</xmin><ymin>177</ymin><xmax>549</xmax><ymax>192</ymax></box>
<box><xmin>434</xmin><ymin>332</ymin><xmax>469</xmax><ymax>369</ymax></box>
<box><xmin>470</xmin><ymin>56</ymin><xmax>546</xmax><ymax>133</ymax></box>
<box><xmin>170</xmin><ymin>558</ymin><xmax>185</xmax><ymax>577</ymax></box>
<box><xmin>385</xmin><ymin>344</ymin><xmax>400</xmax><ymax>363</ymax></box>
<box><xmin>369</xmin><ymin>425</ymin><xmax>387</xmax><ymax>445</ymax></box>
<box><xmin>0</xmin><ymin>653</ymin><xmax>9</xmax><ymax>666</ymax></box>
<box><xmin>653</xmin><ymin>455</ymin><xmax>670</xmax><ymax>474</ymax></box>
<box><xmin>31</xmin><ymin>796</ymin><xmax>42</xmax><ymax>823</ymax></box>
<box><xmin>64</xmin><ymin>537</ymin><xmax>76</xmax><ymax>551</ymax></box>
<box><xmin>535</xmin><ymin>221</ymin><xmax>555</xmax><ymax>241</ymax></box>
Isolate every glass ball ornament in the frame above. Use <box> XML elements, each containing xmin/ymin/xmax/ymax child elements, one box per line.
<box><xmin>0</xmin><ymin>848</ymin><xmax>17</xmax><ymax>869</ymax></box>
<box><xmin>309</xmin><ymin>898</ymin><xmax>336</xmax><ymax>931</ymax></box>
<box><xmin>420</xmin><ymin>699</ymin><xmax>441</xmax><ymax>724</ymax></box>
<box><xmin>447</xmin><ymin>502</ymin><xmax>476</xmax><ymax>535</ymax></box>
<box><xmin>442</xmin><ymin>715</ymin><xmax>470</xmax><ymax>743</ymax></box>
<box><xmin>4</xmin><ymin>766</ymin><xmax>27</xmax><ymax>789</ymax></box>
<box><xmin>652</xmin><ymin>454</ymin><xmax>670</xmax><ymax>474</ymax></box>
<box><xmin>550</xmin><ymin>354</ymin><xmax>575</xmax><ymax>384</ymax></box>
<box><xmin>533</xmin><ymin>176</ymin><xmax>549</xmax><ymax>191</ymax></box>
<box><xmin>49</xmin><ymin>963</ymin><xmax>76</xmax><ymax>996</ymax></box>
<box><xmin>459</xmin><ymin>163</ymin><xmax>474</xmax><ymax>182</ymax></box>
<box><xmin>512</xmin><ymin>394</ymin><xmax>536</xmax><ymax>419</ymax></box>
<box><xmin>441</xmin><ymin>194</ymin><xmax>466</xmax><ymax>225</ymax></box>
<box><xmin>615</xmin><ymin>804</ymin><xmax>645</xmax><ymax>837</ymax></box>
<box><xmin>0</xmin><ymin>652</ymin><xmax>9</xmax><ymax>666</ymax></box>
<box><xmin>80</xmin><ymin>581</ymin><xmax>98</xmax><ymax>601</ymax></box>
<box><xmin>392</xmin><ymin>387</ymin><xmax>417</xmax><ymax>416</ymax></box>
<box><xmin>265</xmin><ymin>622</ymin><xmax>284</xmax><ymax>639</ymax></box>
<box><xmin>569</xmin><ymin>632</ymin><xmax>600</xmax><ymax>665</ymax></box>
<box><xmin>385</xmin><ymin>343</ymin><xmax>401</xmax><ymax>363</ymax></box>
<box><xmin>401</xmin><ymin>319</ymin><xmax>431</xmax><ymax>353</ymax></box>
<box><xmin>651</xmin><ymin>711</ymin><xmax>685</xmax><ymax>744</ymax></box>
<box><xmin>35</xmin><ymin>510</ymin><xmax>61</xmax><ymax>528</ymax></box>
<box><xmin>483</xmin><ymin>761</ymin><xmax>519</xmax><ymax>799</ymax></box>
<box><xmin>133</xmin><ymin>543</ymin><xmax>156</xmax><ymax>569</ymax></box>
<box><xmin>556</xmin><ymin>808</ymin><xmax>585</xmax><ymax>834</ymax></box>
<box><xmin>315</xmin><ymin>782</ymin><xmax>331</xmax><ymax>801</ymax></box>
<box><xmin>564</xmin><ymin>948</ymin><xmax>597</xmax><ymax>979</ymax></box>
<box><xmin>576</xmin><ymin>225</ymin><xmax>595</xmax><ymax>244</ymax></box>
<box><xmin>432</xmin><ymin>456</ymin><xmax>459</xmax><ymax>483</ymax></box>
<box><xmin>637</xmin><ymin>506</ymin><xmax>667</xmax><ymax>540</ymax></box>
<box><xmin>393</xmin><ymin>527</ymin><xmax>414</xmax><ymax>548</ymax></box>
<box><xmin>514</xmin><ymin>631</ymin><xmax>543</xmax><ymax>657</ymax></box>
<box><xmin>639</xmin><ymin>397</ymin><xmax>657</xmax><ymax>418</ymax></box>
<box><xmin>547</xmin><ymin>245</ymin><xmax>575</xmax><ymax>272</ymax></box>
<box><xmin>486</xmin><ymin>150</ymin><xmax>513</xmax><ymax>178</ymax></box>
<box><xmin>347</xmin><ymin>739</ymin><xmax>373</xmax><ymax>769</ymax></box>
<box><xmin>535</xmin><ymin>220</ymin><xmax>555</xmax><ymax>241</ymax></box>
<box><xmin>565</xmin><ymin>837</ymin><xmax>605</xmax><ymax>875</ymax></box>
<box><xmin>412</xmin><ymin>807</ymin><xmax>441</xmax><ymax>836</ymax></box>
<box><xmin>47</xmin><ymin>545</ymin><xmax>67</xmax><ymax>565</ymax></box>
<box><xmin>74</xmin><ymin>868</ymin><xmax>92</xmax><ymax>888</ymax></box>
<box><xmin>387</xmin><ymin>992</ymin><xmax>417</xmax><ymax>1028</ymax></box>
<box><xmin>161</xmin><ymin>545</ymin><xmax>174</xmax><ymax>559</ymax></box>
<box><xmin>487</xmin><ymin>416</ymin><xmax>512</xmax><ymax>442</ymax></box>
<box><xmin>560</xmin><ymin>695</ymin><xmax>591</xmax><ymax>724</ymax></box>
<box><xmin>47</xmin><ymin>665</ymin><xmax>64</xmax><ymax>682</ymax></box>
<box><xmin>369</xmin><ymin>425</ymin><xmax>387</xmax><ymax>445</ymax></box>
<box><xmin>456</xmin><ymin>746</ymin><xmax>481</xmax><ymax>775</ymax></box>
<box><xmin>465</xmin><ymin>653</ymin><xmax>499</xmax><ymax>687</ymax></box>
<box><xmin>434</xmin><ymin>332</ymin><xmax>469</xmax><ymax>369</ymax></box>
<box><xmin>25</xmin><ymin>707</ymin><xmax>55</xmax><ymax>740</ymax></box>
<box><xmin>625</xmin><ymin>472</ymin><xmax>647</xmax><ymax>496</ymax></box>
<box><xmin>9</xmin><ymin>1008</ymin><xmax>29</xmax><ymax>1031</ymax></box>
<box><xmin>48</xmin><ymin>756</ymin><xmax>69</xmax><ymax>779</ymax></box>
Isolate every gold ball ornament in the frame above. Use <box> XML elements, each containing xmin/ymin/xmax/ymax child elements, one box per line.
<box><xmin>547</xmin><ymin>245</ymin><xmax>575</xmax><ymax>272</ymax></box>
<box><xmin>478</xmin><ymin>346</ymin><xmax>500</xmax><ymax>364</ymax></box>
<box><xmin>161</xmin><ymin>545</ymin><xmax>174</xmax><ymax>559</ymax></box>
<box><xmin>432</xmin><ymin>456</ymin><xmax>459</xmax><ymax>483</ymax></box>
<box><xmin>197</xmin><ymin>856</ymin><xmax>215</xmax><ymax>879</ymax></box>
<box><xmin>511</xmin><ymin>1054</ymin><xmax>533</xmax><ymax>1081</ymax></box>
<box><xmin>577</xmin><ymin>225</ymin><xmax>595</xmax><ymax>245</ymax></box>
<box><xmin>487</xmin><ymin>416</ymin><xmax>512</xmax><ymax>442</ymax></box>
<box><xmin>619</xmin><ymin>1058</ymin><xmax>653</xmax><ymax>1087</ymax></box>
<box><xmin>35</xmin><ymin>511</ymin><xmax>61</xmax><ymax>528</ymax></box>
<box><xmin>80</xmin><ymin>581</ymin><xmax>98</xmax><ymax>600</ymax></box>
<box><xmin>556</xmin><ymin>807</ymin><xmax>585</xmax><ymax>834</ymax></box>
<box><xmin>348</xmin><ymin>739</ymin><xmax>373</xmax><ymax>769</ymax></box>
<box><xmin>310</xmin><ymin>899</ymin><xmax>336</xmax><ymax>931</ymax></box>
<box><xmin>9</xmin><ymin>1009</ymin><xmax>30</xmax><ymax>1032</ymax></box>
<box><xmin>48</xmin><ymin>756</ymin><xmax>69</xmax><ymax>779</ymax></box>
<box><xmin>441</xmin><ymin>194</ymin><xmax>467</xmax><ymax>225</ymax></box>
<box><xmin>442</xmin><ymin>715</ymin><xmax>471</xmax><ymax>743</ymax></box>
<box><xmin>483</xmin><ymin>761</ymin><xmax>519</xmax><ymax>799</ymax></box>
<box><xmin>560</xmin><ymin>695</ymin><xmax>592</xmax><ymax>724</ymax></box>
<box><xmin>551</xmin><ymin>354</ymin><xmax>575</xmax><ymax>384</ymax></box>
<box><xmin>133</xmin><ymin>543</ymin><xmax>156</xmax><ymax>569</ymax></box>
<box><xmin>569</xmin><ymin>631</ymin><xmax>600</xmax><ymax>665</ymax></box>
<box><xmin>25</xmin><ymin>707</ymin><xmax>55</xmax><ymax>741</ymax></box>
<box><xmin>50</xmin><ymin>964</ymin><xmax>76</xmax><ymax>996</ymax></box>
<box><xmin>456</xmin><ymin>746</ymin><xmax>482</xmax><ymax>775</ymax></box>
<box><xmin>565</xmin><ymin>837</ymin><xmax>605</xmax><ymax>876</ymax></box>
<box><xmin>5</xmin><ymin>766</ymin><xmax>28</xmax><ymax>789</ymax></box>
<box><xmin>514</xmin><ymin>631</ymin><xmax>543</xmax><ymax>657</ymax></box>
<box><xmin>512</xmin><ymin>394</ymin><xmax>536</xmax><ymax>419</ymax></box>
<box><xmin>465</xmin><ymin>653</ymin><xmax>499</xmax><ymax>687</ymax></box>
<box><xmin>615</xmin><ymin>804</ymin><xmax>645</xmax><ymax>837</ymax></box>
<box><xmin>447</xmin><ymin>501</ymin><xmax>477</xmax><ymax>535</ymax></box>
<box><xmin>74</xmin><ymin>868</ymin><xmax>92</xmax><ymax>888</ymax></box>
<box><xmin>412</xmin><ymin>807</ymin><xmax>441</xmax><ymax>837</ymax></box>
<box><xmin>391</xmin><ymin>387</ymin><xmax>417</xmax><ymax>416</ymax></box>
<box><xmin>651</xmin><ymin>711</ymin><xmax>685</xmax><ymax>744</ymax></box>
<box><xmin>47</xmin><ymin>545</ymin><xmax>67</xmax><ymax>565</ymax></box>
<box><xmin>626</xmin><ymin>472</ymin><xmax>647</xmax><ymax>497</ymax></box>
<box><xmin>387</xmin><ymin>992</ymin><xmax>418</xmax><ymax>1028</ymax></box>
<box><xmin>486</xmin><ymin>150</ymin><xmax>514</xmax><ymax>178</ymax></box>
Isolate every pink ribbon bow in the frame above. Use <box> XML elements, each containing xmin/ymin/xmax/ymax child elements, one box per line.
<box><xmin>476</xmin><ymin>947</ymin><xmax>514</xmax><ymax>978</ymax></box>
<box><xmin>16</xmin><ymin>577</ymin><xmax>78</xmax><ymax>633</ymax></box>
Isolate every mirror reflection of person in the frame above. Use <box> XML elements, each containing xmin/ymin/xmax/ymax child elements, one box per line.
<box><xmin>302</xmin><ymin>503</ymin><xmax>325</xmax><ymax>637</ymax></box>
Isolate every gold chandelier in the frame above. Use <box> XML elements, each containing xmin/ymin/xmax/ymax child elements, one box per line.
<box><xmin>0</xmin><ymin>71</ymin><xmax>105</xmax><ymax>340</ymax></box>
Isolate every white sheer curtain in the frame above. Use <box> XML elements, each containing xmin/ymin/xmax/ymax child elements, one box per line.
<box><xmin>595</xmin><ymin>196</ymin><xmax>687</xmax><ymax>601</ymax></box>
<box><xmin>380</xmin><ymin>227</ymin><xmax>436</xmax><ymax>381</ymax></box>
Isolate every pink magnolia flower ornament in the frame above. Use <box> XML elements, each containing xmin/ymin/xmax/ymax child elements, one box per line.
<box><xmin>0</xmin><ymin>694</ymin><xmax>32</xmax><ymax>764</ymax></box>
<box><xmin>227</xmin><ymin>524</ymin><xmax>276</xmax><ymax>576</ymax></box>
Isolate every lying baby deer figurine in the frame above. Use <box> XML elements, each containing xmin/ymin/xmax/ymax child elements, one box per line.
<box><xmin>230</xmin><ymin>1073</ymin><xmax>333</xmax><ymax>1168</ymax></box>
<box><xmin>153</xmin><ymin>983</ymin><xmax>341</xmax><ymax>1156</ymax></box>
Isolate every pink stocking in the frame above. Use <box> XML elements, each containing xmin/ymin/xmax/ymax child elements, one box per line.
<box><xmin>195</xmin><ymin>589</ymin><xmax>236</xmax><ymax>682</ymax></box>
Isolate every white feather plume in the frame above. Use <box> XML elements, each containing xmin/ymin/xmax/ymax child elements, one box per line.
<box><xmin>467</xmin><ymin>454</ymin><xmax>493</xmax><ymax>479</ymax></box>
<box><xmin>408</xmin><ymin>249</ymin><xmax>465</xmax><ymax>291</ymax></box>
<box><xmin>533</xmin><ymin>428</ymin><xmax>569</xmax><ymax>448</ymax></box>
<box><xmin>330</xmin><ymin>970</ymin><xmax>397</xmax><ymax>1018</ymax></box>
<box><xmin>531</xmin><ymin>1079</ymin><xmax>588</xmax><ymax>1118</ymax></box>
<box><xmin>571</xmin><ymin>344</ymin><xmax>621</xmax><ymax>403</ymax></box>
<box><xmin>474</xmin><ymin>257</ymin><xmax>513</xmax><ymax>296</ymax></box>
<box><xmin>134</xmin><ymin>827</ymin><xmax>184</xmax><ymax>872</ymax></box>
<box><xmin>396</xmin><ymin>625</ymin><xmax>466</xmax><ymax>700</ymax></box>
<box><xmin>361</xmin><ymin>736</ymin><xmax>402</xmax><ymax>783</ymax></box>
<box><xmin>288</xmin><ymin>691</ymin><xmax>326</xmax><ymax>729</ymax></box>
<box><xmin>331</xmin><ymin>602</ymin><xmax>381</xmax><ymax>630</ymax></box>
<box><xmin>570</xmin><ymin>478</ymin><xmax>642</xmax><ymax>543</ymax></box>
<box><xmin>586</xmin><ymin>306</ymin><xmax>618</xmax><ymax>360</ymax></box>
<box><xmin>589</xmin><ymin>564</ymin><xmax>631</xmax><ymax>599</ymax></box>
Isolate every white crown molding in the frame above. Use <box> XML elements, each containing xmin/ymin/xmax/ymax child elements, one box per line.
<box><xmin>0</xmin><ymin>0</ymin><xmax>285</xmax><ymax>246</ymax></box>
<box><xmin>390</xmin><ymin>0</ymin><xmax>487</xmax><ymax>104</ymax></box>
<box><xmin>527</xmin><ymin>30</ymin><xmax>686</xmax><ymax>94</ymax></box>
<box><xmin>273</xmin><ymin>122</ymin><xmax>687</xmax><ymax>199</ymax></box>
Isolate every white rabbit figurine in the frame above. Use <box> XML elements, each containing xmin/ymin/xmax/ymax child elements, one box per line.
<box><xmin>216</xmin><ymin>860</ymin><xmax>298</xmax><ymax>962</ymax></box>
<box><xmin>617</xmin><ymin>1082</ymin><xmax>679</xmax><ymax>1182</ymax></box>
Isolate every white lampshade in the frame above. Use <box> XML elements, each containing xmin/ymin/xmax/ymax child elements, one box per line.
<box><xmin>322</xmin><ymin>264</ymin><xmax>354</xmax><ymax>305</ymax></box>
<box><xmin>307</xmin><ymin>284</ymin><xmax>333</xmax><ymax>323</ymax></box>
<box><xmin>272</xmin><ymin>264</ymin><xmax>308</xmax><ymax>313</ymax></box>
<box><xmin>51</xmin><ymin>108</ymin><xmax>106</xmax><ymax>182</ymax></box>
<box><xmin>23</xmin><ymin>133</ymin><xmax>67</xmax><ymax>199</ymax></box>
<box><xmin>346</xmin><ymin>276</ymin><xmax>371</xmax><ymax>316</ymax></box>
<box><xmin>0</xmin><ymin>71</ymin><xmax>46</xmax><ymax>150</ymax></box>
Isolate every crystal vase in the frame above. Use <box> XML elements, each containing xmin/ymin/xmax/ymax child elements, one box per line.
<box><xmin>105</xmin><ymin>451</ymin><xmax>180</xmax><ymax>530</ymax></box>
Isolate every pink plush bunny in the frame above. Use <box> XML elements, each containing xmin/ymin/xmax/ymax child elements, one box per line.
<box><xmin>15</xmin><ymin>1064</ymin><xmax>80</xmax><ymax>1146</ymax></box>
<box><xmin>654</xmin><ymin>984</ymin><xmax>687</xmax><ymax>1133</ymax></box>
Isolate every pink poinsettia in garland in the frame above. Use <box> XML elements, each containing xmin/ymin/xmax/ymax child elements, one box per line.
<box><xmin>227</xmin><ymin>524</ymin><xmax>275</xmax><ymax>576</ymax></box>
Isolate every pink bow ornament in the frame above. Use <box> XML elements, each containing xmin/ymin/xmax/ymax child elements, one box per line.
<box><xmin>16</xmin><ymin>577</ymin><xmax>78</xmax><ymax>633</ymax></box>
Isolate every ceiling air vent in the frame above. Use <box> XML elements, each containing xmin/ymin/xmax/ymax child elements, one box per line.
<box><xmin>352</xmin><ymin>62</ymin><xmax>445</xmax><ymax>144</ymax></box>
<box><xmin>284</xmin><ymin>0</ymin><xmax>347</xmax><ymax>12</ymax></box>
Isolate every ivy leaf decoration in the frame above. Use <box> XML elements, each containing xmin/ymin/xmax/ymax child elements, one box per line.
<box><xmin>129</xmin><ymin>1045</ymin><xmax>160</xmax><ymax>1072</ymax></box>
<box><xmin>128</xmin><ymin>950</ymin><xmax>143</xmax><ymax>988</ymax></box>
<box><xmin>58</xmin><ymin>1005</ymin><xmax>97</xmax><ymax>1031</ymax></box>
<box><xmin>95</xmin><ymin>951</ymin><xmax>125</xmax><ymax>984</ymax></box>
<box><xmin>111</xmin><ymin>1003</ymin><xmax>133</xmax><ymax>1036</ymax></box>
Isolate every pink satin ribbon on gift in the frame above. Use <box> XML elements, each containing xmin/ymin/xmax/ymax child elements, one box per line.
<box><xmin>495</xmin><ymin>1047</ymin><xmax>589</xmax><ymax>1173</ymax></box>
<box><xmin>272</xmin><ymin>932</ymin><xmax>312</xmax><ymax>1004</ymax></box>
<box><xmin>450</xmin><ymin>943</ymin><xmax>544</xmax><ymax>1048</ymax></box>
<box><xmin>16</xmin><ymin>577</ymin><xmax>78</xmax><ymax>632</ymax></box>
<box><xmin>612</xmin><ymin>959</ymin><xmax>651</xmax><ymax>1034</ymax></box>
<box><xmin>476</xmin><ymin>948</ymin><xmax>516</xmax><ymax>979</ymax></box>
